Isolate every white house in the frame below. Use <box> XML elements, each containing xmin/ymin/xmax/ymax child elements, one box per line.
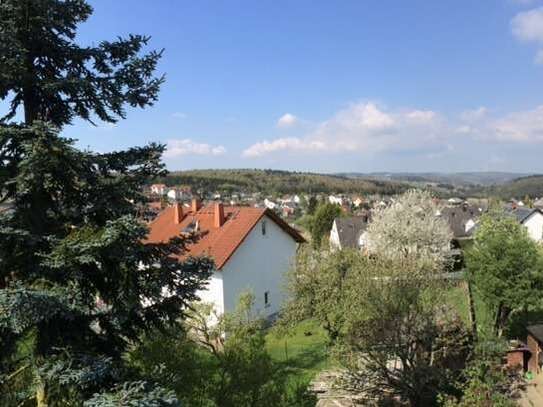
<box><xmin>329</xmin><ymin>195</ymin><xmax>343</xmax><ymax>205</ymax></box>
<box><xmin>264</xmin><ymin>198</ymin><xmax>277</xmax><ymax>210</ymax></box>
<box><xmin>147</xmin><ymin>199</ymin><xmax>305</xmax><ymax>318</ymax></box>
<box><xmin>508</xmin><ymin>207</ymin><xmax>543</xmax><ymax>242</ymax></box>
<box><xmin>329</xmin><ymin>216</ymin><xmax>368</xmax><ymax>251</ymax></box>
<box><xmin>150</xmin><ymin>183</ymin><xmax>167</xmax><ymax>195</ymax></box>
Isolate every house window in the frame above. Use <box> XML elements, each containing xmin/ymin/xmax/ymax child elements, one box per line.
<box><xmin>264</xmin><ymin>291</ymin><xmax>270</xmax><ymax>307</ymax></box>
<box><xmin>261</xmin><ymin>220</ymin><xmax>267</xmax><ymax>236</ymax></box>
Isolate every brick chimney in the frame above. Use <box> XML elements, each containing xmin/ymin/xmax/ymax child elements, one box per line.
<box><xmin>214</xmin><ymin>202</ymin><xmax>225</xmax><ymax>228</ymax></box>
<box><xmin>174</xmin><ymin>202</ymin><xmax>184</xmax><ymax>224</ymax></box>
<box><xmin>191</xmin><ymin>198</ymin><xmax>201</xmax><ymax>213</ymax></box>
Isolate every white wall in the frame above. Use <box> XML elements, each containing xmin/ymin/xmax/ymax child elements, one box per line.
<box><xmin>195</xmin><ymin>272</ymin><xmax>224</xmax><ymax>316</ymax></box>
<box><xmin>329</xmin><ymin>220</ymin><xmax>341</xmax><ymax>250</ymax></box>
<box><xmin>221</xmin><ymin>215</ymin><xmax>298</xmax><ymax>318</ymax></box>
<box><xmin>524</xmin><ymin>212</ymin><xmax>543</xmax><ymax>242</ymax></box>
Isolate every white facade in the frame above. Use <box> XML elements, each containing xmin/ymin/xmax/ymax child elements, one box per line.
<box><xmin>264</xmin><ymin>198</ymin><xmax>277</xmax><ymax>210</ymax></box>
<box><xmin>329</xmin><ymin>220</ymin><xmax>341</xmax><ymax>250</ymax></box>
<box><xmin>196</xmin><ymin>215</ymin><xmax>299</xmax><ymax>318</ymax></box>
<box><xmin>523</xmin><ymin>211</ymin><xmax>543</xmax><ymax>242</ymax></box>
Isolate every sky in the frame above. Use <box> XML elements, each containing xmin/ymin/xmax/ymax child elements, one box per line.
<box><xmin>27</xmin><ymin>1</ymin><xmax>543</xmax><ymax>172</ymax></box>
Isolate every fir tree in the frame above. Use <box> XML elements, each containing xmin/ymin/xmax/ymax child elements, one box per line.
<box><xmin>0</xmin><ymin>0</ymin><xmax>163</xmax><ymax>127</ymax></box>
<box><xmin>0</xmin><ymin>1</ymin><xmax>212</xmax><ymax>405</ymax></box>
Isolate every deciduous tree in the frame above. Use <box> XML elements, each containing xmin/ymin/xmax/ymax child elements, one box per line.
<box><xmin>366</xmin><ymin>190</ymin><xmax>453</xmax><ymax>270</ymax></box>
<box><xmin>466</xmin><ymin>210</ymin><xmax>543</xmax><ymax>337</ymax></box>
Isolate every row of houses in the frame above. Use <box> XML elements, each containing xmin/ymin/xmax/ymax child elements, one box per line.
<box><xmin>329</xmin><ymin>200</ymin><xmax>543</xmax><ymax>252</ymax></box>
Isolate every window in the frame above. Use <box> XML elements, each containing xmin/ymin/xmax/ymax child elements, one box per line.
<box><xmin>264</xmin><ymin>291</ymin><xmax>270</xmax><ymax>307</ymax></box>
<box><xmin>261</xmin><ymin>220</ymin><xmax>267</xmax><ymax>236</ymax></box>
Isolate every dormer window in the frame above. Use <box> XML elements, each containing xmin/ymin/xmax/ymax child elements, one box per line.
<box><xmin>261</xmin><ymin>220</ymin><xmax>267</xmax><ymax>236</ymax></box>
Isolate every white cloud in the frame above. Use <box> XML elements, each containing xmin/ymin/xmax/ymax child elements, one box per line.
<box><xmin>492</xmin><ymin>105</ymin><xmax>543</xmax><ymax>142</ymax></box>
<box><xmin>512</xmin><ymin>7</ymin><xmax>543</xmax><ymax>42</ymax></box>
<box><xmin>164</xmin><ymin>139</ymin><xmax>226</xmax><ymax>158</ymax></box>
<box><xmin>243</xmin><ymin>101</ymin><xmax>543</xmax><ymax>159</ymax></box>
<box><xmin>243</xmin><ymin>138</ymin><xmax>326</xmax><ymax>157</ymax></box>
<box><xmin>460</xmin><ymin>107</ymin><xmax>488</xmax><ymax>122</ymax></box>
<box><xmin>172</xmin><ymin>112</ymin><xmax>187</xmax><ymax>119</ymax></box>
<box><xmin>243</xmin><ymin>102</ymin><xmax>444</xmax><ymax>158</ymax></box>
<box><xmin>277</xmin><ymin>113</ymin><xmax>298</xmax><ymax>128</ymax></box>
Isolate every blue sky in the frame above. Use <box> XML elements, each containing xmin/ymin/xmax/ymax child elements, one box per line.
<box><xmin>46</xmin><ymin>1</ymin><xmax>543</xmax><ymax>172</ymax></box>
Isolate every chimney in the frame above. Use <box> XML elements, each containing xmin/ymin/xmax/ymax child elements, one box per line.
<box><xmin>214</xmin><ymin>202</ymin><xmax>225</xmax><ymax>228</ymax></box>
<box><xmin>174</xmin><ymin>202</ymin><xmax>184</xmax><ymax>224</ymax></box>
<box><xmin>191</xmin><ymin>198</ymin><xmax>201</xmax><ymax>213</ymax></box>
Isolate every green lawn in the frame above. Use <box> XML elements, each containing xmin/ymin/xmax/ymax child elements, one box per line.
<box><xmin>265</xmin><ymin>319</ymin><xmax>331</xmax><ymax>382</ymax></box>
<box><xmin>443</xmin><ymin>280</ymin><xmax>495</xmax><ymax>336</ymax></box>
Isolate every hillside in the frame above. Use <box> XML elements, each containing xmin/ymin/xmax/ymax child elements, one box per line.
<box><xmin>469</xmin><ymin>174</ymin><xmax>543</xmax><ymax>199</ymax></box>
<box><xmin>340</xmin><ymin>172</ymin><xmax>531</xmax><ymax>186</ymax></box>
<box><xmin>155</xmin><ymin>169</ymin><xmax>409</xmax><ymax>195</ymax></box>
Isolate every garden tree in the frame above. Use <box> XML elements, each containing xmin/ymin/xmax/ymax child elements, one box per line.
<box><xmin>337</xmin><ymin>257</ymin><xmax>471</xmax><ymax>406</ymax></box>
<box><xmin>442</xmin><ymin>339</ymin><xmax>517</xmax><ymax>407</ymax></box>
<box><xmin>306</xmin><ymin>196</ymin><xmax>318</xmax><ymax>215</ymax></box>
<box><xmin>0</xmin><ymin>124</ymin><xmax>213</xmax><ymax>406</ymax></box>
<box><xmin>129</xmin><ymin>293</ymin><xmax>313</xmax><ymax>407</ymax></box>
<box><xmin>0</xmin><ymin>1</ymin><xmax>213</xmax><ymax>404</ymax></box>
<box><xmin>466</xmin><ymin>210</ymin><xmax>543</xmax><ymax>337</ymax></box>
<box><xmin>309</xmin><ymin>202</ymin><xmax>341</xmax><ymax>248</ymax></box>
<box><xmin>365</xmin><ymin>189</ymin><xmax>453</xmax><ymax>270</ymax></box>
<box><xmin>0</xmin><ymin>0</ymin><xmax>163</xmax><ymax>127</ymax></box>
<box><xmin>280</xmin><ymin>247</ymin><xmax>365</xmax><ymax>342</ymax></box>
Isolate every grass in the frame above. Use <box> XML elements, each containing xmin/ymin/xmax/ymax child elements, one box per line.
<box><xmin>265</xmin><ymin>319</ymin><xmax>331</xmax><ymax>382</ymax></box>
<box><xmin>443</xmin><ymin>279</ymin><xmax>496</xmax><ymax>337</ymax></box>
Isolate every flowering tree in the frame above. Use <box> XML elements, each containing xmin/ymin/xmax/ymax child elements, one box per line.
<box><xmin>366</xmin><ymin>190</ymin><xmax>453</xmax><ymax>270</ymax></box>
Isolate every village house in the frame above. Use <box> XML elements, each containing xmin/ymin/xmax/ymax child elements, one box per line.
<box><xmin>146</xmin><ymin>199</ymin><xmax>305</xmax><ymax>318</ymax></box>
<box><xmin>439</xmin><ymin>203</ymin><xmax>482</xmax><ymax>241</ymax></box>
<box><xmin>506</xmin><ymin>206</ymin><xmax>543</xmax><ymax>242</ymax></box>
<box><xmin>150</xmin><ymin>183</ymin><xmax>167</xmax><ymax>196</ymax></box>
<box><xmin>329</xmin><ymin>215</ymin><xmax>369</xmax><ymax>251</ymax></box>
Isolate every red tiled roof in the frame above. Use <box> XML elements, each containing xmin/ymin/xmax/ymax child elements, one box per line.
<box><xmin>146</xmin><ymin>204</ymin><xmax>304</xmax><ymax>269</ymax></box>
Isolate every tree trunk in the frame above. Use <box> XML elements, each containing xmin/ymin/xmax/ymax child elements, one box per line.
<box><xmin>36</xmin><ymin>379</ymin><xmax>48</xmax><ymax>407</ymax></box>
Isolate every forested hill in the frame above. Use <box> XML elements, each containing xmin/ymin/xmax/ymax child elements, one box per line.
<box><xmin>155</xmin><ymin>169</ymin><xmax>409</xmax><ymax>195</ymax></box>
<box><xmin>470</xmin><ymin>174</ymin><xmax>543</xmax><ymax>199</ymax></box>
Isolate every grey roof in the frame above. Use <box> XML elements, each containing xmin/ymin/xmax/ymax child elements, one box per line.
<box><xmin>334</xmin><ymin>216</ymin><xmax>368</xmax><ymax>249</ymax></box>
<box><xmin>527</xmin><ymin>324</ymin><xmax>543</xmax><ymax>343</ymax></box>
<box><xmin>441</xmin><ymin>205</ymin><xmax>481</xmax><ymax>238</ymax></box>
<box><xmin>505</xmin><ymin>206</ymin><xmax>542</xmax><ymax>224</ymax></box>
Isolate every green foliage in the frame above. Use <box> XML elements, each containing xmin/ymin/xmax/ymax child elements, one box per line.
<box><xmin>309</xmin><ymin>203</ymin><xmax>341</xmax><ymax>248</ymax></box>
<box><xmin>128</xmin><ymin>294</ymin><xmax>314</xmax><ymax>406</ymax></box>
<box><xmin>84</xmin><ymin>381</ymin><xmax>180</xmax><ymax>407</ymax></box>
<box><xmin>281</xmin><ymin>247</ymin><xmax>365</xmax><ymax>342</ymax></box>
<box><xmin>336</xmin><ymin>257</ymin><xmax>470</xmax><ymax>406</ymax></box>
<box><xmin>0</xmin><ymin>0</ymin><xmax>164</xmax><ymax>126</ymax></box>
<box><xmin>466</xmin><ymin>210</ymin><xmax>543</xmax><ymax>336</ymax></box>
<box><xmin>0</xmin><ymin>123</ymin><xmax>213</xmax><ymax>405</ymax></box>
<box><xmin>155</xmin><ymin>169</ymin><xmax>409</xmax><ymax>196</ymax></box>
<box><xmin>442</xmin><ymin>339</ymin><xmax>516</xmax><ymax>407</ymax></box>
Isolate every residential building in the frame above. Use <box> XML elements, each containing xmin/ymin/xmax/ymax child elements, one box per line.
<box><xmin>329</xmin><ymin>216</ymin><xmax>369</xmax><ymax>251</ymax></box>
<box><xmin>506</xmin><ymin>206</ymin><xmax>543</xmax><ymax>242</ymax></box>
<box><xmin>146</xmin><ymin>199</ymin><xmax>305</xmax><ymax>318</ymax></box>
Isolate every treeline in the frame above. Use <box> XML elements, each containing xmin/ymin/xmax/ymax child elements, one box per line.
<box><xmin>154</xmin><ymin>169</ymin><xmax>409</xmax><ymax>195</ymax></box>
<box><xmin>467</xmin><ymin>174</ymin><xmax>543</xmax><ymax>199</ymax></box>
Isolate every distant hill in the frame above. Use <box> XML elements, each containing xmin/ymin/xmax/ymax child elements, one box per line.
<box><xmin>155</xmin><ymin>169</ymin><xmax>409</xmax><ymax>196</ymax></box>
<box><xmin>339</xmin><ymin>172</ymin><xmax>531</xmax><ymax>187</ymax></box>
<box><xmin>470</xmin><ymin>175</ymin><xmax>543</xmax><ymax>199</ymax></box>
